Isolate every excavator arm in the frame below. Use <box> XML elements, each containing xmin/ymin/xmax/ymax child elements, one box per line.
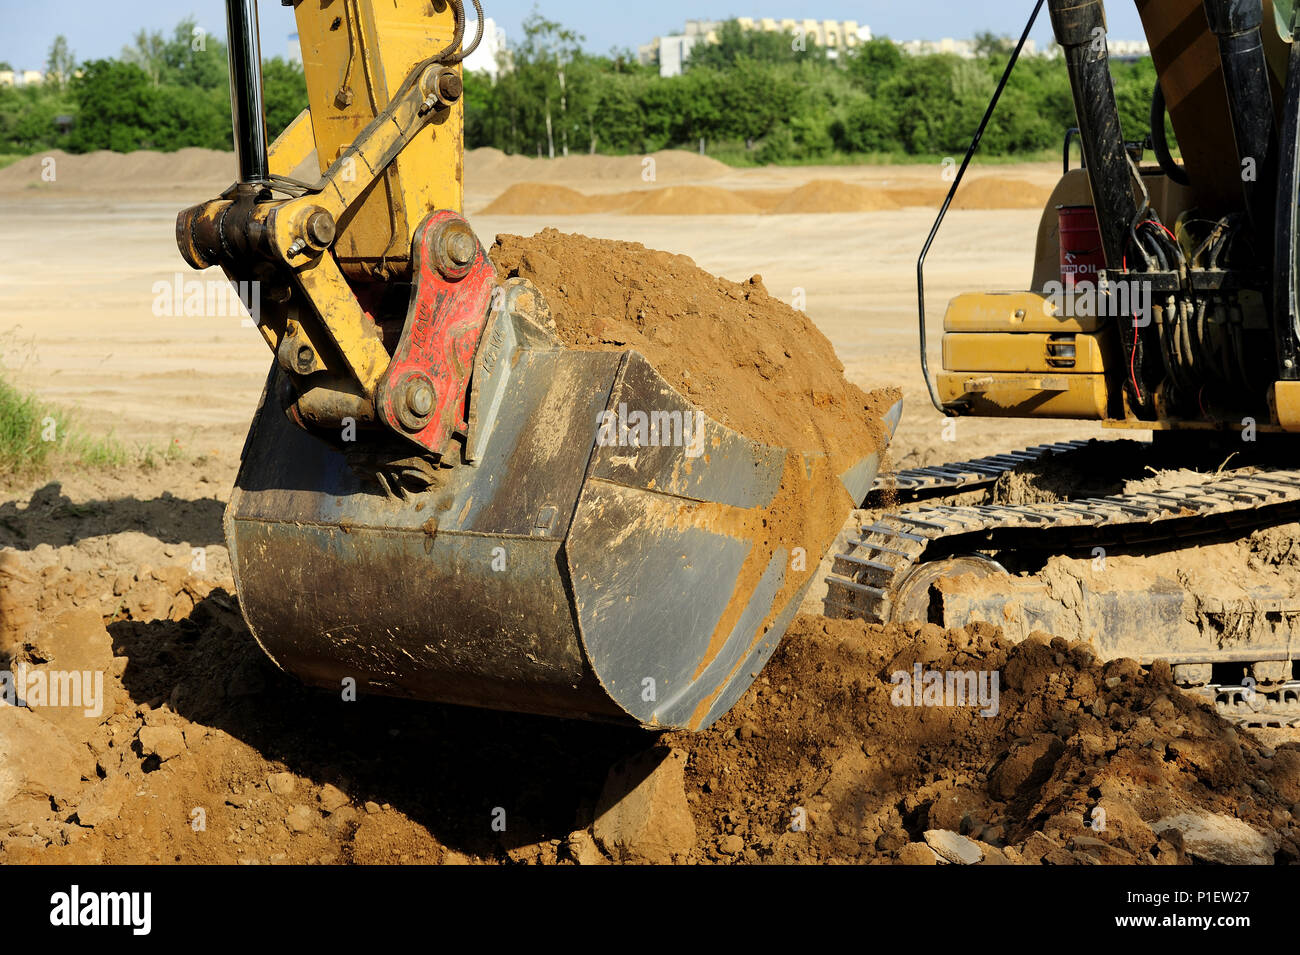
<box><xmin>175</xmin><ymin>0</ymin><xmax>899</xmax><ymax>731</ymax></box>
<box><xmin>177</xmin><ymin>0</ymin><xmax>485</xmax><ymax>465</ymax></box>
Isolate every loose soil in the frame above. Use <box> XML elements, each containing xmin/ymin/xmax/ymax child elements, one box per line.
<box><xmin>3</xmin><ymin>514</ymin><xmax>1296</xmax><ymax>866</ymax></box>
<box><xmin>489</xmin><ymin>228</ymin><xmax>898</xmax><ymax>465</ymax></box>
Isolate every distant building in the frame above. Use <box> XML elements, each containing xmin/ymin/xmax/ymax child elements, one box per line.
<box><xmin>640</xmin><ymin>17</ymin><xmax>872</xmax><ymax>77</ymax></box>
<box><xmin>464</xmin><ymin>17</ymin><xmax>508</xmax><ymax>79</ymax></box>
<box><xmin>0</xmin><ymin>69</ymin><xmax>45</xmax><ymax>87</ymax></box>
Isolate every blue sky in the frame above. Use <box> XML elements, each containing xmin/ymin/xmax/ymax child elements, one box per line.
<box><xmin>2</xmin><ymin>1</ymin><xmax>1149</xmax><ymax>69</ymax></box>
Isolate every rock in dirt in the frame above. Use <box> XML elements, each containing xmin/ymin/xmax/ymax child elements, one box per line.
<box><xmin>564</xmin><ymin>829</ymin><xmax>605</xmax><ymax>865</ymax></box>
<box><xmin>266</xmin><ymin>772</ymin><xmax>297</xmax><ymax>797</ymax></box>
<box><xmin>137</xmin><ymin>725</ymin><xmax>186</xmax><ymax>762</ymax></box>
<box><xmin>23</xmin><ymin>609</ymin><xmax>121</xmax><ymax>736</ymax></box>
<box><xmin>73</xmin><ymin>775</ymin><xmax>134</xmax><ymax>829</ymax></box>
<box><xmin>1153</xmin><ymin>811</ymin><xmax>1274</xmax><ymax>866</ymax></box>
<box><xmin>897</xmin><ymin>842</ymin><xmax>940</xmax><ymax>865</ymax></box>
<box><xmin>924</xmin><ymin>829</ymin><xmax>984</xmax><ymax>865</ymax></box>
<box><xmin>0</xmin><ymin>707</ymin><xmax>94</xmax><ymax>829</ymax></box>
<box><xmin>286</xmin><ymin>805</ymin><xmax>316</xmax><ymax>833</ymax></box>
<box><xmin>593</xmin><ymin>747</ymin><xmax>696</xmax><ymax>864</ymax></box>
<box><xmin>318</xmin><ymin>783</ymin><xmax>350</xmax><ymax>812</ymax></box>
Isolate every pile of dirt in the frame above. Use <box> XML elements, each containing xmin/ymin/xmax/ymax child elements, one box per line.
<box><xmin>5</xmin><ymin>508</ymin><xmax>1295</xmax><ymax>866</ymax></box>
<box><xmin>480</xmin><ymin>183</ymin><xmax>622</xmax><ymax>216</ymax></box>
<box><xmin>468</xmin><ymin>147</ymin><xmax>731</xmax><ymax>187</ymax></box>
<box><xmin>0</xmin><ymin>148</ymin><xmax>234</xmax><ymax>195</ymax></box>
<box><xmin>489</xmin><ymin>228</ymin><xmax>896</xmax><ymax>464</ymax></box>
<box><xmin>477</xmin><ymin>176</ymin><xmax>1053</xmax><ymax>216</ymax></box>
<box><xmin>950</xmin><ymin>176</ymin><xmax>1051</xmax><ymax>210</ymax></box>
<box><xmin>884</xmin><ymin>186</ymin><xmax>949</xmax><ymax>207</ymax></box>
<box><xmin>667</xmin><ymin>615</ymin><xmax>1300</xmax><ymax>864</ymax></box>
<box><xmin>620</xmin><ymin>185</ymin><xmax>762</xmax><ymax>216</ymax></box>
<box><xmin>770</xmin><ymin>180</ymin><xmax>902</xmax><ymax>214</ymax></box>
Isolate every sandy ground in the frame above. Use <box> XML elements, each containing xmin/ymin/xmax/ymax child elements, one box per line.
<box><xmin>0</xmin><ymin>155</ymin><xmax>1106</xmax><ymax>465</ymax></box>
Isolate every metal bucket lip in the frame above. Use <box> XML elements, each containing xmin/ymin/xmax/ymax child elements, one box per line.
<box><xmin>225</xmin><ymin>345</ymin><xmax>900</xmax><ymax>731</ymax></box>
<box><xmin>564</xmin><ymin>351</ymin><xmax>901</xmax><ymax>731</ymax></box>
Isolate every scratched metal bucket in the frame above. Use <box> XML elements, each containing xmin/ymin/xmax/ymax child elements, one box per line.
<box><xmin>226</xmin><ymin>281</ymin><xmax>901</xmax><ymax>730</ymax></box>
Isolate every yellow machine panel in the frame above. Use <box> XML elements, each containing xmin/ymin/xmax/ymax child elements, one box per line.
<box><xmin>293</xmin><ymin>0</ymin><xmax>465</xmax><ymax>280</ymax></box>
<box><xmin>942</xmin><ymin>332</ymin><xmax>1111</xmax><ymax>374</ymax></box>
<box><xmin>942</xmin><ymin>291</ymin><xmax>1106</xmax><ymax>334</ymax></box>
<box><xmin>938</xmin><ymin>372</ymin><xmax>1110</xmax><ymax>420</ymax></box>
<box><xmin>1272</xmin><ymin>380</ymin><xmax>1300</xmax><ymax>431</ymax></box>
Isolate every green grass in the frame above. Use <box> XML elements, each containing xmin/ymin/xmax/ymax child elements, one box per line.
<box><xmin>0</xmin><ymin>154</ymin><xmax>22</xmax><ymax>171</ymax></box>
<box><xmin>0</xmin><ymin>368</ymin><xmax>181</xmax><ymax>480</ymax></box>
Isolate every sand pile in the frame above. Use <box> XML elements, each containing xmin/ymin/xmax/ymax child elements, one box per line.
<box><xmin>667</xmin><ymin>615</ymin><xmax>1300</xmax><ymax>864</ymax></box>
<box><xmin>489</xmin><ymin>228</ymin><xmax>896</xmax><ymax>462</ymax></box>
<box><xmin>468</xmin><ymin>147</ymin><xmax>731</xmax><ymax>188</ymax></box>
<box><xmin>771</xmin><ymin>179</ymin><xmax>901</xmax><ymax>214</ymax></box>
<box><xmin>885</xmin><ymin>186</ymin><xmax>949</xmax><ymax>207</ymax></box>
<box><xmin>951</xmin><ymin>176</ymin><xmax>1051</xmax><ymax>210</ymax></box>
<box><xmin>480</xmin><ymin>183</ymin><xmax>621</xmax><ymax>216</ymax></box>
<box><xmin>478</xmin><ymin>176</ymin><xmax>1054</xmax><ymax>216</ymax></box>
<box><xmin>621</xmin><ymin>185</ymin><xmax>762</xmax><ymax>216</ymax></box>
<box><xmin>0</xmin><ymin>147</ymin><xmax>234</xmax><ymax>195</ymax></box>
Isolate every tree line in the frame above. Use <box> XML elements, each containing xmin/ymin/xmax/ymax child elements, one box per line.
<box><xmin>0</xmin><ymin>17</ymin><xmax>1160</xmax><ymax>165</ymax></box>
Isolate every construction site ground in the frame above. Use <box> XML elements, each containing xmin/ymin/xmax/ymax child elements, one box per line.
<box><xmin>4</xmin><ymin>149</ymin><xmax>1297</xmax><ymax>866</ymax></box>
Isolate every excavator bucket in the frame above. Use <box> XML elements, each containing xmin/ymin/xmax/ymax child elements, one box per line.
<box><xmin>226</xmin><ymin>283</ymin><xmax>901</xmax><ymax>731</ymax></box>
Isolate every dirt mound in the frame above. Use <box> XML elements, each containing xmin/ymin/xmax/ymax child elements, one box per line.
<box><xmin>467</xmin><ymin>147</ymin><xmax>731</xmax><ymax>188</ymax></box>
<box><xmin>950</xmin><ymin>176</ymin><xmax>1051</xmax><ymax>210</ymax></box>
<box><xmin>489</xmin><ymin>228</ymin><xmax>896</xmax><ymax>463</ymax></box>
<box><xmin>0</xmin><ymin>148</ymin><xmax>234</xmax><ymax>195</ymax></box>
<box><xmin>621</xmin><ymin>185</ymin><xmax>763</xmax><ymax>216</ymax></box>
<box><xmin>666</xmin><ymin>615</ymin><xmax>1300</xmax><ymax>864</ymax></box>
<box><xmin>480</xmin><ymin>183</ymin><xmax>622</xmax><ymax>215</ymax></box>
<box><xmin>885</xmin><ymin>186</ymin><xmax>948</xmax><ymax>207</ymax></box>
<box><xmin>770</xmin><ymin>179</ymin><xmax>901</xmax><ymax>214</ymax></box>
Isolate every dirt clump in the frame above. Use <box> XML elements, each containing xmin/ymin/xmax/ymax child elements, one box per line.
<box><xmin>667</xmin><ymin>615</ymin><xmax>1300</xmax><ymax>865</ymax></box>
<box><xmin>489</xmin><ymin>228</ymin><xmax>896</xmax><ymax>464</ymax></box>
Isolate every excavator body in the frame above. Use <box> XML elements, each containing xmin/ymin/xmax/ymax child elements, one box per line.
<box><xmin>829</xmin><ymin>0</ymin><xmax>1300</xmax><ymax>724</ymax></box>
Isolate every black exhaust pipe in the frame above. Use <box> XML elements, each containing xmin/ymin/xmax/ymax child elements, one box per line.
<box><xmin>1202</xmin><ymin>0</ymin><xmax>1276</xmax><ymax>237</ymax></box>
<box><xmin>225</xmin><ymin>0</ymin><xmax>271</xmax><ymax>185</ymax></box>
<box><xmin>1048</xmin><ymin>0</ymin><xmax>1141</xmax><ymax>271</ymax></box>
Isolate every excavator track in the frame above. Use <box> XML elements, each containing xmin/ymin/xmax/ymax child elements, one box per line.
<box><xmin>827</xmin><ymin>465</ymin><xmax>1300</xmax><ymax>727</ymax></box>
<box><xmin>868</xmin><ymin>440</ymin><xmax>1091</xmax><ymax>503</ymax></box>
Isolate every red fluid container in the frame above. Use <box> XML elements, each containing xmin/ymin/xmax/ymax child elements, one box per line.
<box><xmin>1058</xmin><ymin>205</ymin><xmax>1105</xmax><ymax>285</ymax></box>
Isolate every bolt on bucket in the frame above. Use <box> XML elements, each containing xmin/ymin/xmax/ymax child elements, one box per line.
<box><xmin>226</xmin><ymin>281</ymin><xmax>901</xmax><ymax>731</ymax></box>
